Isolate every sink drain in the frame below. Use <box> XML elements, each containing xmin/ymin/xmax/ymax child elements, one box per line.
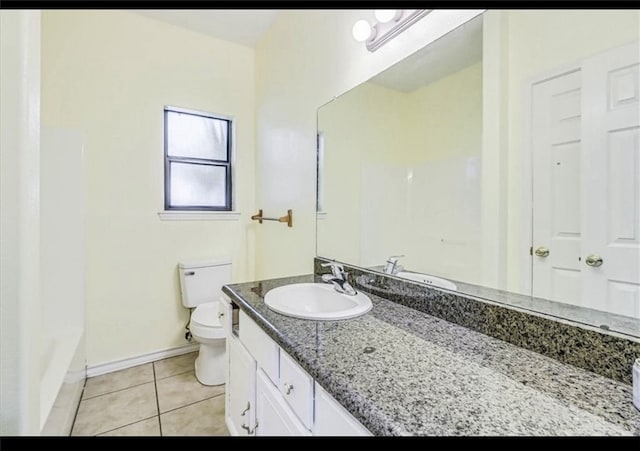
<box><xmin>363</xmin><ymin>346</ymin><xmax>376</xmax><ymax>354</ymax></box>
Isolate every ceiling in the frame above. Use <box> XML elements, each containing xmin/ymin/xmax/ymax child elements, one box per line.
<box><xmin>133</xmin><ymin>10</ymin><xmax>280</xmax><ymax>48</ymax></box>
<box><xmin>370</xmin><ymin>15</ymin><xmax>483</xmax><ymax>93</ymax></box>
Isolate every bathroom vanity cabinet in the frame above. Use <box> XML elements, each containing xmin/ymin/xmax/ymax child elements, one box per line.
<box><xmin>224</xmin><ymin>302</ymin><xmax>370</xmax><ymax>436</ymax></box>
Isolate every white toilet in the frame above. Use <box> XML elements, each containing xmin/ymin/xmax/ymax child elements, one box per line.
<box><xmin>178</xmin><ymin>258</ymin><xmax>231</xmax><ymax>386</ymax></box>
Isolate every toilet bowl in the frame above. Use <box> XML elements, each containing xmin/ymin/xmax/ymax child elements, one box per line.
<box><xmin>178</xmin><ymin>258</ymin><xmax>232</xmax><ymax>386</ymax></box>
<box><xmin>189</xmin><ymin>301</ymin><xmax>226</xmax><ymax>385</ymax></box>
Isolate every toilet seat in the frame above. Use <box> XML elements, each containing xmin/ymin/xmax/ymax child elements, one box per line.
<box><xmin>190</xmin><ymin>302</ymin><xmax>225</xmax><ymax>340</ymax></box>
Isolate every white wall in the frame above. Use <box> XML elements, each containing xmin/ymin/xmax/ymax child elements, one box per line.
<box><xmin>41</xmin><ymin>11</ymin><xmax>256</xmax><ymax>367</ymax></box>
<box><xmin>254</xmin><ymin>9</ymin><xmax>484</xmax><ymax>279</ymax></box>
<box><xmin>0</xmin><ymin>10</ymin><xmax>42</xmax><ymax>435</ymax></box>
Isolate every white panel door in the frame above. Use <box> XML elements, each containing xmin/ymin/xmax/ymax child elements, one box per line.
<box><xmin>226</xmin><ymin>335</ymin><xmax>256</xmax><ymax>436</ymax></box>
<box><xmin>532</xmin><ymin>70</ymin><xmax>583</xmax><ymax>305</ymax></box>
<box><xmin>581</xmin><ymin>41</ymin><xmax>640</xmax><ymax>318</ymax></box>
<box><xmin>255</xmin><ymin>369</ymin><xmax>311</xmax><ymax>436</ymax></box>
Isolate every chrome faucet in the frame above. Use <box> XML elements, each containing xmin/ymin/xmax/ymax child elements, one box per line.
<box><xmin>383</xmin><ymin>255</ymin><xmax>404</xmax><ymax>275</ymax></box>
<box><xmin>321</xmin><ymin>262</ymin><xmax>357</xmax><ymax>296</ymax></box>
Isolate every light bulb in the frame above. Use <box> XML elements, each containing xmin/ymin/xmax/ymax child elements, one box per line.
<box><xmin>352</xmin><ymin>19</ymin><xmax>373</xmax><ymax>42</ymax></box>
<box><xmin>374</xmin><ymin>10</ymin><xmax>399</xmax><ymax>24</ymax></box>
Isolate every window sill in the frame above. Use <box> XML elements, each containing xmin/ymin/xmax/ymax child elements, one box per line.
<box><xmin>158</xmin><ymin>211</ymin><xmax>242</xmax><ymax>221</ymax></box>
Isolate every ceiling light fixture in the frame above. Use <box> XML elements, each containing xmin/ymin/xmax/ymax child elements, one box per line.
<box><xmin>374</xmin><ymin>10</ymin><xmax>401</xmax><ymax>24</ymax></box>
<box><xmin>352</xmin><ymin>10</ymin><xmax>432</xmax><ymax>52</ymax></box>
<box><xmin>352</xmin><ymin>19</ymin><xmax>375</xmax><ymax>43</ymax></box>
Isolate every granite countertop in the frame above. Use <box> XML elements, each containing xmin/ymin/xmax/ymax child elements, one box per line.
<box><xmin>223</xmin><ymin>274</ymin><xmax>640</xmax><ymax>436</ymax></box>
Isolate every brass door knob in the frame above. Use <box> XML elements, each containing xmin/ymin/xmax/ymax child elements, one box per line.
<box><xmin>535</xmin><ymin>247</ymin><xmax>550</xmax><ymax>257</ymax></box>
<box><xmin>585</xmin><ymin>254</ymin><xmax>603</xmax><ymax>267</ymax></box>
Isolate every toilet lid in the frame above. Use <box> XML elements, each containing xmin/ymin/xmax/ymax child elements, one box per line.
<box><xmin>191</xmin><ymin>302</ymin><xmax>223</xmax><ymax>328</ymax></box>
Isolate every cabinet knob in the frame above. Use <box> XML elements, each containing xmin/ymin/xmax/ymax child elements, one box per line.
<box><xmin>284</xmin><ymin>383</ymin><xmax>294</xmax><ymax>395</ymax></box>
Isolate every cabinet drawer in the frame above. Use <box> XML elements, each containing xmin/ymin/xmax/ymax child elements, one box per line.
<box><xmin>279</xmin><ymin>351</ymin><xmax>313</xmax><ymax>429</ymax></box>
<box><xmin>239</xmin><ymin>310</ymin><xmax>279</xmax><ymax>384</ymax></box>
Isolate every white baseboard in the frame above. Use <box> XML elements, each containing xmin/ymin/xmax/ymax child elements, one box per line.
<box><xmin>64</xmin><ymin>368</ymin><xmax>86</xmax><ymax>384</ymax></box>
<box><xmin>86</xmin><ymin>343</ymin><xmax>200</xmax><ymax>378</ymax></box>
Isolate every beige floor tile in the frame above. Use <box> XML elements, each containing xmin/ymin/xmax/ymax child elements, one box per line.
<box><xmin>160</xmin><ymin>396</ymin><xmax>228</xmax><ymax>436</ymax></box>
<box><xmin>98</xmin><ymin>417</ymin><xmax>160</xmax><ymax>436</ymax></box>
<box><xmin>154</xmin><ymin>352</ymin><xmax>197</xmax><ymax>380</ymax></box>
<box><xmin>83</xmin><ymin>363</ymin><xmax>154</xmax><ymax>399</ymax></box>
<box><xmin>71</xmin><ymin>382</ymin><xmax>158</xmax><ymax>436</ymax></box>
<box><xmin>156</xmin><ymin>371</ymin><xmax>224</xmax><ymax>413</ymax></box>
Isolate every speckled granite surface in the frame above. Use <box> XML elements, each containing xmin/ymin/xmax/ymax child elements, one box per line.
<box><xmin>367</xmin><ymin>264</ymin><xmax>640</xmax><ymax>339</ymax></box>
<box><xmin>223</xmin><ymin>274</ymin><xmax>640</xmax><ymax>436</ymax></box>
<box><xmin>317</xmin><ymin>258</ymin><xmax>640</xmax><ymax>386</ymax></box>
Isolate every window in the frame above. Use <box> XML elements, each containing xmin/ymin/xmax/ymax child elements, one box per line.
<box><xmin>164</xmin><ymin>106</ymin><xmax>233</xmax><ymax>211</ymax></box>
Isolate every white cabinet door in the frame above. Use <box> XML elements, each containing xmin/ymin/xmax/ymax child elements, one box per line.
<box><xmin>226</xmin><ymin>334</ymin><xmax>256</xmax><ymax>436</ymax></box>
<box><xmin>255</xmin><ymin>369</ymin><xmax>310</xmax><ymax>436</ymax></box>
<box><xmin>313</xmin><ymin>382</ymin><xmax>371</xmax><ymax>436</ymax></box>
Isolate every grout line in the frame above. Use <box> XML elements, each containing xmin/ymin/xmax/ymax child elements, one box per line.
<box><xmin>151</xmin><ymin>351</ymin><xmax>199</xmax><ymax>381</ymax></box>
<box><xmin>82</xmin><ymin>379</ymin><xmax>155</xmax><ymax>401</ymax></box>
<box><xmin>154</xmin><ymin>368</ymin><xmax>194</xmax><ymax>381</ymax></box>
<box><xmin>69</xmin><ymin>379</ymin><xmax>88</xmax><ymax>436</ymax></box>
<box><xmin>94</xmin><ymin>415</ymin><xmax>159</xmax><ymax>437</ymax></box>
<box><xmin>152</xmin><ymin>362</ymin><xmax>163</xmax><ymax>436</ymax></box>
<box><xmin>158</xmin><ymin>392</ymin><xmax>225</xmax><ymax>416</ymax></box>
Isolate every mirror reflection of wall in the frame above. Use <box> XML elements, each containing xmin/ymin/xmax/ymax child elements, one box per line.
<box><xmin>317</xmin><ymin>21</ymin><xmax>482</xmax><ymax>282</ymax></box>
<box><xmin>317</xmin><ymin>10</ymin><xmax>640</xmax><ymax>332</ymax></box>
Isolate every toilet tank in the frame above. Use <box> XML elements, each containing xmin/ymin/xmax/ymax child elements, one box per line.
<box><xmin>178</xmin><ymin>258</ymin><xmax>232</xmax><ymax>308</ymax></box>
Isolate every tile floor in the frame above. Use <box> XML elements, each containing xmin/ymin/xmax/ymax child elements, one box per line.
<box><xmin>71</xmin><ymin>351</ymin><xmax>229</xmax><ymax>436</ymax></box>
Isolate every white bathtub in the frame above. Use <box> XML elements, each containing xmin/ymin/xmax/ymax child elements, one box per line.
<box><xmin>40</xmin><ymin>327</ymin><xmax>85</xmax><ymax>434</ymax></box>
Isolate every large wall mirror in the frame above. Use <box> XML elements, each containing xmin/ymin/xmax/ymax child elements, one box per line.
<box><xmin>317</xmin><ymin>10</ymin><xmax>639</xmax><ymax>337</ymax></box>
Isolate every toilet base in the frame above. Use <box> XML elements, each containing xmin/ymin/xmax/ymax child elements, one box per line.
<box><xmin>194</xmin><ymin>339</ymin><xmax>226</xmax><ymax>386</ymax></box>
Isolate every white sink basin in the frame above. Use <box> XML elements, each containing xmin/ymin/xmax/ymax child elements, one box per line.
<box><xmin>264</xmin><ymin>283</ymin><xmax>372</xmax><ymax>320</ymax></box>
<box><xmin>396</xmin><ymin>271</ymin><xmax>457</xmax><ymax>291</ymax></box>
